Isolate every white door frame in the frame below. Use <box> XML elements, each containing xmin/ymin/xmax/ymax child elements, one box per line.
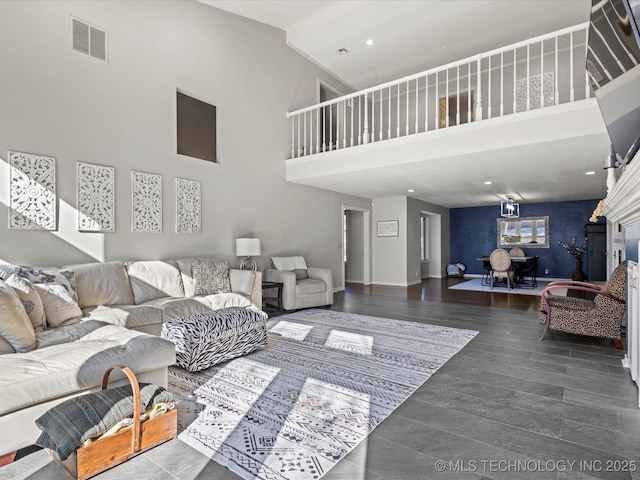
<box><xmin>342</xmin><ymin>205</ymin><xmax>371</xmax><ymax>289</ymax></box>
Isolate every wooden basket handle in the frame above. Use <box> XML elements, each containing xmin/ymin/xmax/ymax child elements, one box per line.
<box><xmin>101</xmin><ymin>366</ymin><xmax>142</xmax><ymax>454</ymax></box>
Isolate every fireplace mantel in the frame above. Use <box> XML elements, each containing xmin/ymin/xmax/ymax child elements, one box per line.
<box><xmin>603</xmin><ymin>151</ymin><xmax>640</xmax><ymax>227</ymax></box>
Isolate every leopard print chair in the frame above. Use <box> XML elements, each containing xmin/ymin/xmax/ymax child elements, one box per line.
<box><xmin>538</xmin><ymin>261</ymin><xmax>627</xmax><ymax>348</ymax></box>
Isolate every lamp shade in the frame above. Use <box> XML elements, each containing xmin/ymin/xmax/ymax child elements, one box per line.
<box><xmin>236</xmin><ymin>238</ymin><xmax>261</xmax><ymax>256</ymax></box>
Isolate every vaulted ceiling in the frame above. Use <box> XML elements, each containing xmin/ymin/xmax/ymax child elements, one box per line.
<box><xmin>201</xmin><ymin>1</ymin><xmax>612</xmax><ymax>207</ymax></box>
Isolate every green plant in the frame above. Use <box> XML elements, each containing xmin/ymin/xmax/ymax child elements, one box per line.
<box><xmin>558</xmin><ymin>237</ymin><xmax>588</xmax><ymax>261</ymax></box>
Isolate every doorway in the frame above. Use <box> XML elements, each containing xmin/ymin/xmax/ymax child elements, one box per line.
<box><xmin>586</xmin><ymin>223</ymin><xmax>607</xmax><ymax>281</ymax></box>
<box><xmin>342</xmin><ymin>205</ymin><xmax>371</xmax><ymax>289</ymax></box>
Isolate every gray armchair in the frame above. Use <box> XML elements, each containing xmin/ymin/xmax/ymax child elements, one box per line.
<box><xmin>263</xmin><ymin>256</ymin><xmax>333</xmax><ymax>311</ymax></box>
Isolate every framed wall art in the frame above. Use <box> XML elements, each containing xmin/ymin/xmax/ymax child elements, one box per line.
<box><xmin>176</xmin><ymin>177</ymin><xmax>201</xmax><ymax>234</ymax></box>
<box><xmin>9</xmin><ymin>150</ymin><xmax>56</xmax><ymax>230</ymax></box>
<box><xmin>131</xmin><ymin>170</ymin><xmax>162</xmax><ymax>233</ymax></box>
<box><xmin>377</xmin><ymin>220</ymin><xmax>399</xmax><ymax>237</ymax></box>
<box><xmin>77</xmin><ymin>162</ymin><xmax>115</xmax><ymax>232</ymax></box>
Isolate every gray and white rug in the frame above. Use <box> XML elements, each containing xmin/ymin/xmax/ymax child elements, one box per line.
<box><xmin>169</xmin><ymin>308</ymin><xmax>478</xmax><ymax>480</ymax></box>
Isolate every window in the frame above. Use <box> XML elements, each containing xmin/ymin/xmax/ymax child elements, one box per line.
<box><xmin>177</xmin><ymin>91</ymin><xmax>217</xmax><ymax>162</ymax></box>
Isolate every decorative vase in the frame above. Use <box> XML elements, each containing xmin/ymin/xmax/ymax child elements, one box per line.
<box><xmin>572</xmin><ymin>258</ymin><xmax>586</xmax><ymax>282</ymax></box>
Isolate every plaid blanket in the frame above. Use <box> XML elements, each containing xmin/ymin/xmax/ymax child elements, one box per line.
<box><xmin>35</xmin><ymin>383</ymin><xmax>173</xmax><ymax>460</ymax></box>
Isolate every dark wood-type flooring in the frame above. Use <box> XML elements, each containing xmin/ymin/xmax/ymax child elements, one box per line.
<box><xmin>3</xmin><ymin>278</ymin><xmax>639</xmax><ymax>480</ymax></box>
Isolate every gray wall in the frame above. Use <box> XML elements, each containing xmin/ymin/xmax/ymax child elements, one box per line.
<box><xmin>371</xmin><ymin>196</ymin><xmax>450</xmax><ymax>286</ymax></box>
<box><xmin>0</xmin><ymin>0</ymin><xmax>370</xmax><ymax>286</ymax></box>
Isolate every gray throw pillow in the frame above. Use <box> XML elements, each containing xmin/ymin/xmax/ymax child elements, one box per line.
<box><xmin>292</xmin><ymin>269</ymin><xmax>308</xmax><ymax>280</ymax></box>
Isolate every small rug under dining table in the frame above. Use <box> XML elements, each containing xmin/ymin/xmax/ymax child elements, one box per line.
<box><xmin>168</xmin><ymin>308</ymin><xmax>478</xmax><ymax>480</ymax></box>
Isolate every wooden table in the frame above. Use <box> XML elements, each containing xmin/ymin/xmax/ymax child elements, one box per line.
<box><xmin>262</xmin><ymin>280</ymin><xmax>283</xmax><ymax>313</ymax></box>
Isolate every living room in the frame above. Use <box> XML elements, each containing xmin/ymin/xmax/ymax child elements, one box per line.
<box><xmin>2</xmin><ymin>1</ymin><xmax>640</xmax><ymax>479</ymax></box>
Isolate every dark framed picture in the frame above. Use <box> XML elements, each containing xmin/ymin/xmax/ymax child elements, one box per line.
<box><xmin>377</xmin><ymin>220</ymin><xmax>399</xmax><ymax>237</ymax></box>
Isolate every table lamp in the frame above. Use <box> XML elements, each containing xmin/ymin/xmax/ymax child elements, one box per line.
<box><xmin>236</xmin><ymin>238</ymin><xmax>261</xmax><ymax>271</ymax></box>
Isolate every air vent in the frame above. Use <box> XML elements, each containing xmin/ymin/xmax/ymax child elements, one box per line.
<box><xmin>72</xmin><ymin>18</ymin><xmax>107</xmax><ymax>61</ymax></box>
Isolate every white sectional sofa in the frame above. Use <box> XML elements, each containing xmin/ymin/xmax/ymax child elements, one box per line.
<box><xmin>0</xmin><ymin>258</ymin><xmax>262</xmax><ymax>459</ymax></box>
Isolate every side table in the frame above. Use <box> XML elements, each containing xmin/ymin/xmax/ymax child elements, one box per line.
<box><xmin>262</xmin><ymin>280</ymin><xmax>283</xmax><ymax>313</ymax></box>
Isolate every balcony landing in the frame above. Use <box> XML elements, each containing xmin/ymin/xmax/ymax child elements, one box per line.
<box><xmin>286</xmin><ymin>99</ymin><xmax>610</xmax><ymax>208</ymax></box>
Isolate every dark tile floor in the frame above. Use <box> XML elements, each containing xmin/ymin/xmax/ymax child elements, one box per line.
<box><xmin>3</xmin><ymin>287</ymin><xmax>639</xmax><ymax>480</ymax></box>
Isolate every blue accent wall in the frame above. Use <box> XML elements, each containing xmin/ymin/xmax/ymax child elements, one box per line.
<box><xmin>450</xmin><ymin>199</ymin><xmax>604</xmax><ymax>279</ymax></box>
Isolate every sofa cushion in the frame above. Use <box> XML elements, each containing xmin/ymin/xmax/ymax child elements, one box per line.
<box><xmin>65</xmin><ymin>261</ymin><xmax>134</xmax><ymax>309</ymax></box>
<box><xmin>126</xmin><ymin>260</ymin><xmax>185</xmax><ymax>304</ymax></box>
<box><xmin>34</xmin><ymin>282</ymin><xmax>83</xmax><ymax>328</ymax></box>
<box><xmin>295</xmin><ymin>278</ymin><xmax>327</xmax><ymax>295</ymax></box>
<box><xmin>229</xmin><ymin>269</ymin><xmax>255</xmax><ymax>296</ymax></box>
<box><xmin>82</xmin><ymin>305</ymin><xmax>163</xmax><ymax>330</ymax></box>
<box><xmin>141</xmin><ymin>297</ymin><xmax>213</xmax><ymax>322</ymax></box>
<box><xmin>0</xmin><ymin>325</ymin><xmax>176</xmax><ymax>417</ymax></box>
<box><xmin>0</xmin><ymin>279</ymin><xmax>36</xmax><ymax>353</ymax></box>
<box><xmin>205</xmin><ymin>292</ymin><xmax>252</xmax><ymax>310</ymax></box>
<box><xmin>5</xmin><ymin>274</ymin><xmax>46</xmax><ymax>332</ymax></box>
<box><xmin>192</xmin><ymin>259</ymin><xmax>231</xmax><ymax>295</ymax></box>
<box><xmin>176</xmin><ymin>258</ymin><xmax>196</xmax><ymax>297</ymax></box>
<box><xmin>35</xmin><ymin>319</ymin><xmax>110</xmax><ymax>349</ymax></box>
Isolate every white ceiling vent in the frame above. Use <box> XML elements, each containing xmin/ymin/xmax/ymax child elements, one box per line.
<box><xmin>72</xmin><ymin>18</ymin><xmax>107</xmax><ymax>61</ymax></box>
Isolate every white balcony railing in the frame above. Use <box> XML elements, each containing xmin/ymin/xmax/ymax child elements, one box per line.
<box><xmin>287</xmin><ymin>23</ymin><xmax>591</xmax><ymax>159</ymax></box>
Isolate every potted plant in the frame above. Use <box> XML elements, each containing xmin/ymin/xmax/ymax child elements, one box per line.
<box><xmin>558</xmin><ymin>237</ymin><xmax>588</xmax><ymax>281</ymax></box>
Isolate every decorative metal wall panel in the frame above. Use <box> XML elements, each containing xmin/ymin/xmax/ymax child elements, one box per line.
<box><xmin>176</xmin><ymin>177</ymin><xmax>201</xmax><ymax>234</ymax></box>
<box><xmin>131</xmin><ymin>170</ymin><xmax>162</xmax><ymax>233</ymax></box>
<box><xmin>77</xmin><ymin>162</ymin><xmax>115</xmax><ymax>232</ymax></box>
<box><xmin>9</xmin><ymin>151</ymin><xmax>56</xmax><ymax>230</ymax></box>
<box><xmin>516</xmin><ymin>72</ymin><xmax>555</xmax><ymax>112</ymax></box>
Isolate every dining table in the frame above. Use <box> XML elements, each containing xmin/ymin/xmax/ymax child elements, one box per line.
<box><xmin>477</xmin><ymin>256</ymin><xmax>533</xmax><ymax>287</ymax></box>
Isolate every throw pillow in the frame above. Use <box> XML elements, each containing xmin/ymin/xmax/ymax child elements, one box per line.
<box><xmin>292</xmin><ymin>268</ymin><xmax>309</xmax><ymax>280</ymax></box>
<box><xmin>30</xmin><ymin>268</ymin><xmax>79</xmax><ymax>303</ymax></box>
<box><xmin>35</xmin><ymin>282</ymin><xmax>83</xmax><ymax>328</ymax></box>
<box><xmin>192</xmin><ymin>259</ymin><xmax>231</xmax><ymax>295</ymax></box>
<box><xmin>0</xmin><ymin>279</ymin><xmax>36</xmax><ymax>353</ymax></box>
<box><xmin>5</xmin><ymin>274</ymin><xmax>47</xmax><ymax>331</ymax></box>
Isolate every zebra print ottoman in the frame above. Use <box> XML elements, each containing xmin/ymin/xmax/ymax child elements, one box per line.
<box><xmin>161</xmin><ymin>307</ymin><xmax>268</xmax><ymax>372</ymax></box>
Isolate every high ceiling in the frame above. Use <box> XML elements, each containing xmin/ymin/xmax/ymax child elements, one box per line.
<box><xmin>201</xmin><ymin>0</ymin><xmax>592</xmax><ymax>90</ymax></box>
<box><xmin>200</xmin><ymin>1</ymin><xmax>611</xmax><ymax>207</ymax></box>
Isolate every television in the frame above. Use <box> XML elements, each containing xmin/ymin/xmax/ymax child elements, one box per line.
<box><xmin>587</xmin><ymin>0</ymin><xmax>640</xmax><ymax>162</ymax></box>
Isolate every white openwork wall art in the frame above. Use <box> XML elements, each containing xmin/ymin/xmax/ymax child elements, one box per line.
<box><xmin>131</xmin><ymin>170</ymin><xmax>162</xmax><ymax>233</ymax></box>
<box><xmin>516</xmin><ymin>72</ymin><xmax>555</xmax><ymax>112</ymax></box>
<box><xmin>9</xmin><ymin>151</ymin><xmax>57</xmax><ymax>230</ymax></box>
<box><xmin>77</xmin><ymin>162</ymin><xmax>115</xmax><ymax>232</ymax></box>
<box><xmin>176</xmin><ymin>177</ymin><xmax>201</xmax><ymax>234</ymax></box>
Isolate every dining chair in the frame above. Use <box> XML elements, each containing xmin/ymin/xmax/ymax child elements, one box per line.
<box><xmin>490</xmin><ymin>248</ymin><xmax>515</xmax><ymax>289</ymax></box>
<box><xmin>518</xmin><ymin>255</ymin><xmax>538</xmax><ymax>288</ymax></box>
<box><xmin>481</xmin><ymin>259</ymin><xmax>493</xmax><ymax>286</ymax></box>
<box><xmin>508</xmin><ymin>247</ymin><xmax>526</xmax><ymax>282</ymax></box>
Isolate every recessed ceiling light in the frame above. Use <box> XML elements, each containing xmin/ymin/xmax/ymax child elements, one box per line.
<box><xmin>441</xmin><ymin>45</ymin><xmax>449</xmax><ymax>51</ymax></box>
<box><xmin>366</xmin><ymin>38</ymin><xmax>374</xmax><ymax>46</ymax></box>
<box><xmin>407</xmin><ymin>189</ymin><xmax>415</xmax><ymax>193</ymax></box>
<box><xmin>484</xmin><ymin>181</ymin><xmax>493</xmax><ymax>185</ymax></box>
<box><xmin>585</xmin><ymin>171</ymin><xmax>596</xmax><ymax>175</ymax></box>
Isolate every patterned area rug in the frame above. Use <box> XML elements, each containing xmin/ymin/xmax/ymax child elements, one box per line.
<box><xmin>169</xmin><ymin>308</ymin><xmax>478</xmax><ymax>480</ymax></box>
